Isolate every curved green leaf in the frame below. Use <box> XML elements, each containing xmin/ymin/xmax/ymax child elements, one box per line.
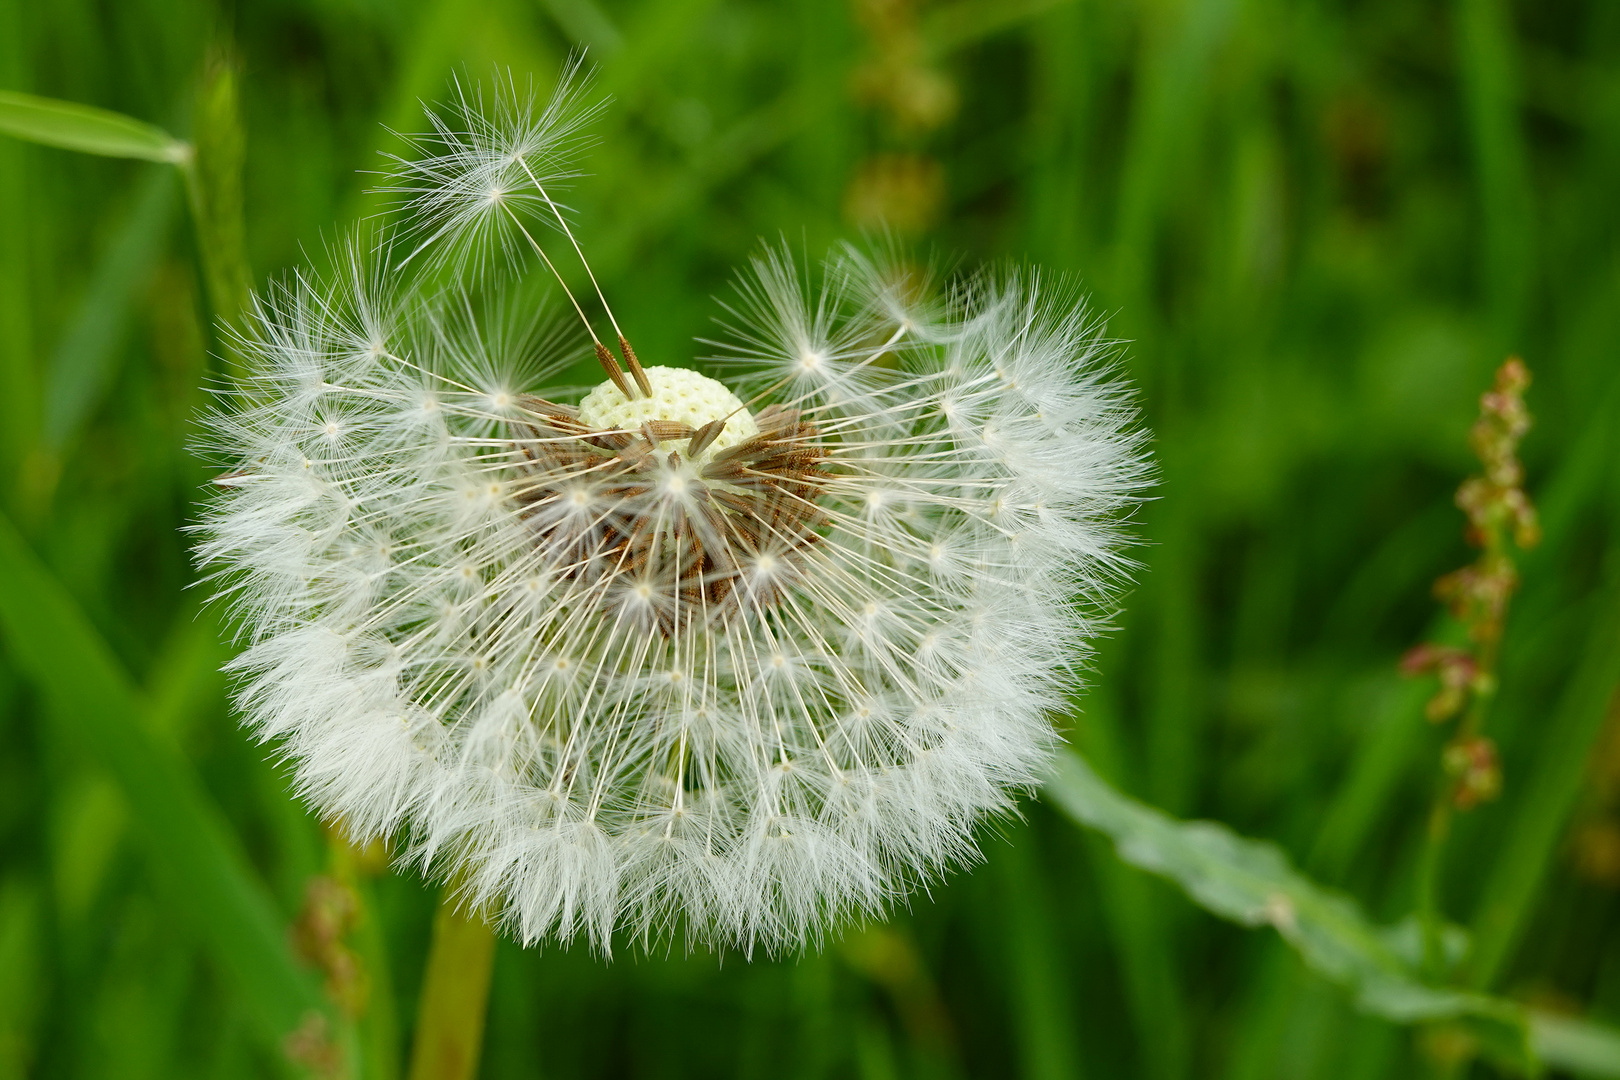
<box><xmin>1533</xmin><ymin>1013</ymin><xmax>1620</xmax><ymax>1078</ymax></box>
<box><xmin>0</xmin><ymin>89</ymin><xmax>189</xmax><ymax>163</ymax></box>
<box><xmin>1045</xmin><ymin>750</ymin><xmax>1620</xmax><ymax>1076</ymax></box>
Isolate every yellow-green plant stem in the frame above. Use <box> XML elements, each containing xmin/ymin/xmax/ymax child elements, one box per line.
<box><xmin>1416</xmin><ymin>794</ymin><xmax>1456</xmax><ymax>979</ymax></box>
<box><xmin>407</xmin><ymin>889</ymin><xmax>498</xmax><ymax>1080</ymax></box>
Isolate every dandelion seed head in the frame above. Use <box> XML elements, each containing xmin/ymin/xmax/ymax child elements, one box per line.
<box><xmin>195</xmin><ymin>64</ymin><xmax>1149</xmax><ymax>957</ymax></box>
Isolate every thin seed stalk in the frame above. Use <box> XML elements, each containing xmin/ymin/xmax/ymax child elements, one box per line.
<box><xmin>407</xmin><ymin>888</ymin><xmax>498</xmax><ymax>1080</ymax></box>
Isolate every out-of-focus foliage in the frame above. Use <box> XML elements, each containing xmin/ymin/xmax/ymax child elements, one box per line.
<box><xmin>0</xmin><ymin>0</ymin><xmax>1617</xmax><ymax>1077</ymax></box>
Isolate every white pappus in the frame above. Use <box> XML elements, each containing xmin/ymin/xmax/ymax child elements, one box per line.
<box><xmin>193</xmin><ymin>63</ymin><xmax>1149</xmax><ymax>954</ymax></box>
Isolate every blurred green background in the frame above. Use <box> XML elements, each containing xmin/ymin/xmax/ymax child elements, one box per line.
<box><xmin>2</xmin><ymin>0</ymin><xmax>1619</xmax><ymax>1077</ymax></box>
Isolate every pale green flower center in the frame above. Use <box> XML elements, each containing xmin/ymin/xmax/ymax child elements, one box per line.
<box><xmin>577</xmin><ymin>365</ymin><xmax>758</xmax><ymax>458</ymax></box>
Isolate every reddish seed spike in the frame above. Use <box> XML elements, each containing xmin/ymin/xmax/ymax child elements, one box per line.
<box><xmin>594</xmin><ymin>341</ymin><xmax>634</xmax><ymax>399</ymax></box>
<box><xmin>620</xmin><ymin>335</ymin><xmax>653</xmax><ymax>397</ymax></box>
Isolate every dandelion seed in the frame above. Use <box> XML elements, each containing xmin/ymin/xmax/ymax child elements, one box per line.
<box><xmin>194</xmin><ymin>63</ymin><xmax>1149</xmax><ymax>955</ymax></box>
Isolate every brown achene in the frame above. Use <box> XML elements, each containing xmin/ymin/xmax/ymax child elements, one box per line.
<box><xmin>506</xmin><ymin>397</ymin><xmax>830</xmax><ymax>634</ymax></box>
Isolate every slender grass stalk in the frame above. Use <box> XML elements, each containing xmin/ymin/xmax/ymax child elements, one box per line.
<box><xmin>180</xmin><ymin>43</ymin><xmax>253</xmax><ymax>359</ymax></box>
<box><xmin>1415</xmin><ymin>795</ymin><xmax>1455</xmax><ymax>980</ymax></box>
<box><xmin>408</xmin><ymin>889</ymin><xmax>498</xmax><ymax>1080</ymax></box>
<box><xmin>0</xmin><ymin>0</ymin><xmax>35</xmax><ymax>507</ymax></box>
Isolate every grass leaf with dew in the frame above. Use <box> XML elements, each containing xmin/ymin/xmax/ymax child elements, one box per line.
<box><xmin>0</xmin><ymin>89</ymin><xmax>189</xmax><ymax>163</ymax></box>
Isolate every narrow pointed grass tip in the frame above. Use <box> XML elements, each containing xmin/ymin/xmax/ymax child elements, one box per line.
<box><xmin>192</xmin><ymin>61</ymin><xmax>1151</xmax><ymax>955</ymax></box>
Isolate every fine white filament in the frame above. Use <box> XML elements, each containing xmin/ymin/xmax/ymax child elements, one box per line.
<box><xmin>194</xmin><ymin>65</ymin><xmax>1147</xmax><ymax>954</ymax></box>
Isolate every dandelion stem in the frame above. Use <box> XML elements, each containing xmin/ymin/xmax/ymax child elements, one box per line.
<box><xmin>406</xmin><ymin>888</ymin><xmax>497</xmax><ymax>1080</ymax></box>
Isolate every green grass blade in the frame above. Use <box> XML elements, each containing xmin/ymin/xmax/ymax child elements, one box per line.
<box><xmin>0</xmin><ymin>89</ymin><xmax>189</xmax><ymax>163</ymax></box>
<box><xmin>920</xmin><ymin>0</ymin><xmax>1069</xmax><ymax>56</ymax></box>
<box><xmin>1143</xmin><ymin>503</ymin><xmax>1203</xmax><ymax>816</ymax></box>
<box><xmin>181</xmin><ymin>47</ymin><xmax>253</xmax><ymax>336</ymax></box>
<box><xmin>1467</xmin><ymin>573</ymin><xmax>1620</xmax><ymax>989</ymax></box>
<box><xmin>539</xmin><ymin>0</ymin><xmax>624</xmax><ymax>53</ymax></box>
<box><xmin>1084</xmin><ymin>843</ymin><xmax>1188</xmax><ymax>1080</ymax></box>
<box><xmin>353</xmin><ymin>875</ymin><xmax>402</xmax><ymax>1080</ymax></box>
<box><xmin>0</xmin><ymin>19</ymin><xmax>34</xmax><ymax>487</ymax></box>
<box><xmin>1307</xmin><ymin>676</ymin><xmax>1430</xmax><ymax>881</ymax></box>
<box><xmin>1070</xmin><ymin>682</ymin><xmax>1190</xmax><ymax>1080</ymax></box>
<box><xmin>1108</xmin><ymin>0</ymin><xmax>1234</xmax><ymax>326</ymax></box>
<box><xmin>42</xmin><ymin>164</ymin><xmax>176</xmax><ymax>451</ymax></box>
<box><xmin>993</xmin><ymin>833</ymin><xmax>1087</xmax><ymax>1080</ymax></box>
<box><xmin>0</xmin><ymin>874</ymin><xmax>44</xmax><ymax>1077</ymax></box>
<box><xmin>1044</xmin><ymin>749</ymin><xmax>1620</xmax><ymax>1076</ymax></box>
<box><xmin>1455</xmin><ymin>0</ymin><xmax>1534</xmax><ymax>349</ymax></box>
<box><xmin>0</xmin><ymin>512</ymin><xmax>327</xmax><ymax>1051</ymax></box>
<box><xmin>1021</xmin><ymin>1</ymin><xmax>1096</xmax><ymax>268</ymax></box>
